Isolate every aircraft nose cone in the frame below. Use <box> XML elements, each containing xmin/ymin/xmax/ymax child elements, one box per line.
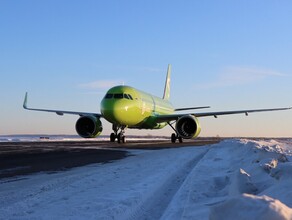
<box><xmin>101</xmin><ymin>100</ymin><xmax>132</xmax><ymax>125</ymax></box>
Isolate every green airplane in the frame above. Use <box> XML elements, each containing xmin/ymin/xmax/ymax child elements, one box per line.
<box><xmin>23</xmin><ymin>65</ymin><xmax>291</xmax><ymax>143</ymax></box>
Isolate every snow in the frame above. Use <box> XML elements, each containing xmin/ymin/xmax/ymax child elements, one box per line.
<box><xmin>1</xmin><ymin>139</ymin><xmax>292</xmax><ymax>219</ymax></box>
<box><xmin>209</xmin><ymin>194</ymin><xmax>292</xmax><ymax>220</ymax></box>
<box><xmin>0</xmin><ymin>135</ymin><xmax>98</xmax><ymax>142</ymax></box>
<box><xmin>0</xmin><ymin>135</ymin><xmax>168</xmax><ymax>142</ymax></box>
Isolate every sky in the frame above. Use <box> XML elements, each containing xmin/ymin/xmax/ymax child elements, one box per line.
<box><xmin>0</xmin><ymin>0</ymin><xmax>292</xmax><ymax>137</ymax></box>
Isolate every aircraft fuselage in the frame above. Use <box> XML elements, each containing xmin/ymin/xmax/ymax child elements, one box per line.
<box><xmin>100</xmin><ymin>85</ymin><xmax>174</xmax><ymax>129</ymax></box>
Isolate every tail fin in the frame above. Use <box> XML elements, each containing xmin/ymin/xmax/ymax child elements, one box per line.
<box><xmin>163</xmin><ymin>64</ymin><xmax>171</xmax><ymax>100</ymax></box>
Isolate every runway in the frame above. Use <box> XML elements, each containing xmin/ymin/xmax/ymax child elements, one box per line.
<box><xmin>0</xmin><ymin>138</ymin><xmax>219</xmax><ymax>179</ymax></box>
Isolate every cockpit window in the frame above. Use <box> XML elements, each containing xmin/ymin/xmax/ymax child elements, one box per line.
<box><xmin>106</xmin><ymin>93</ymin><xmax>133</xmax><ymax>100</ymax></box>
<box><xmin>128</xmin><ymin>94</ymin><xmax>133</xmax><ymax>100</ymax></box>
<box><xmin>105</xmin><ymin>93</ymin><xmax>113</xmax><ymax>99</ymax></box>
<box><xmin>124</xmin><ymin>94</ymin><xmax>130</xmax><ymax>99</ymax></box>
<box><xmin>114</xmin><ymin>93</ymin><xmax>123</xmax><ymax>99</ymax></box>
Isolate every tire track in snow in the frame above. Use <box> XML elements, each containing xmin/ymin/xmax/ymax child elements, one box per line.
<box><xmin>121</xmin><ymin>148</ymin><xmax>210</xmax><ymax>220</ymax></box>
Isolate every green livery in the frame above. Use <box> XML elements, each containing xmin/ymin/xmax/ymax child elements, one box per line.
<box><xmin>23</xmin><ymin>64</ymin><xmax>291</xmax><ymax>143</ymax></box>
<box><xmin>100</xmin><ymin>85</ymin><xmax>174</xmax><ymax>129</ymax></box>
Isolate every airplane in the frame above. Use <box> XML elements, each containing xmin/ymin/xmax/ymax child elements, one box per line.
<box><xmin>23</xmin><ymin>64</ymin><xmax>291</xmax><ymax>143</ymax></box>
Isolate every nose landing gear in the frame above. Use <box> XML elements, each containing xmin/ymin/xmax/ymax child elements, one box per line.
<box><xmin>117</xmin><ymin>132</ymin><xmax>126</xmax><ymax>143</ymax></box>
<box><xmin>110</xmin><ymin>124</ymin><xmax>127</xmax><ymax>143</ymax></box>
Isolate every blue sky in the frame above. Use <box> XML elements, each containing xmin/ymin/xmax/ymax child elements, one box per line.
<box><xmin>1</xmin><ymin>1</ymin><xmax>292</xmax><ymax>137</ymax></box>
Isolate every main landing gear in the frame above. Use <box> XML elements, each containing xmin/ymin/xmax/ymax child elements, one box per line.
<box><xmin>171</xmin><ymin>133</ymin><xmax>183</xmax><ymax>143</ymax></box>
<box><xmin>110</xmin><ymin>125</ymin><xmax>127</xmax><ymax>143</ymax></box>
<box><xmin>168</xmin><ymin>122</ymin><xmax>183</xmax><ymax>143</ymax></box>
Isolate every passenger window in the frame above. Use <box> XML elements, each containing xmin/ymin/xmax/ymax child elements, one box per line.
<box><xmin>105</xmin><ymin>93</ymin><xmax>113</xmax><ymax>99</ymax></box>
<box><xmin>114</xmin><ymin>93</ymin><xmax>123</xmax><ymax>99</ymax></box>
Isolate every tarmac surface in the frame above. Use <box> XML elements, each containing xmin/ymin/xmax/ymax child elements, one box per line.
<box><xmin>0</xmin><ymin>138</ymin><xmax>220</xmax><ymax>179</ymax></box>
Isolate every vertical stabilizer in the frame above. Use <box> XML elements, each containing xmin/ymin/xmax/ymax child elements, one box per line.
<box><xmin>163</xmin><ymin>64</ymin><xmax>171</xmax><ymax>100</ymax></box>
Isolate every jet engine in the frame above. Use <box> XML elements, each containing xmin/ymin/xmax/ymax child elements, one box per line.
<box><xmin>176</xmin><ymin>115</ymin><xmax>201</xmax><ymax>139</ymax></box>
<box><xmin>75</xmin><ymin>116</ymin><xmax>103</xmax><ymax>138</ymax></box>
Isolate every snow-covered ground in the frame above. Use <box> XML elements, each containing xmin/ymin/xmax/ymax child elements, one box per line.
<box><xmin>0</xmin><ymin>135</ymin><xmax>168</xmax><ymax>142</ymax></box>
<box><xmin>1</xmin><ymin>139</ymin><xmax>292</xmax><ymax>219</ymax></box>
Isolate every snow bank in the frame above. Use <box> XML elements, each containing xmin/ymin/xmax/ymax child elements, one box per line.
<box><xmin>210</xmin><ymin>194</ymin><xmax>292</xmax><ymax>220</ymax></box>
<box><xmin>162</xmin><ymin>139</ymin><xmax>292</xmax><ymax>219</ymax></box>
<box><xmin>208</xmin><ymin>139</ymin><xmax>292</xmax><ymax>220</ymax></box>
<box><xmin>228</xmin><ymin>168</ymin><xmax>257</xmax><ymax>196</ymax></box>
<box><xmin>240</xmin><ymin>138</ymin><xmax>292</xmax><ymax>159</ymax></box>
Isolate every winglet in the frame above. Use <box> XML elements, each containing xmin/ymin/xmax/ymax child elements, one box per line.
<box><xmin>23</xmin><ymin>92</ymin><xmax>28</xmax><ymax>109</ymax></box>
<box><xmin>163</xmin><ymin>64</ymin><xmax>171</xmax><ymax>100</ymax></box>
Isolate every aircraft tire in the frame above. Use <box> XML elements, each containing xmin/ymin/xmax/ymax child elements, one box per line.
<box><xmin>117</xmin><ymin>133</ymin><xmax>121</xmax><ymax>143</ymax></box>
<box><xmin>110</xmin><ymin>133</ymin><xmax>116</xmax><ymax>142</ymax></box>
<box><xmin>171</xmin><ymin>133</ymin><xmax>176</xmax><ymax>143</ymax></box>
<box><xmin>122</xmin><ymin>136</ymin><xmax>126</xmax><ymax>143</ymax></box>
<box><xmin>179</xmin><ymin>136</ymin><xmax>183</xmax><ymax>143</ymax></box>
<box><xmin>117</xmin><ymin>133</ymin><xmax>125</xmax><ymax>144</ymax></box>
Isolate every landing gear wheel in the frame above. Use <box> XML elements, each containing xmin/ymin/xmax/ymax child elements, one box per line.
<box><xmin>117</xmin><ymin>133</ymin><xmax>121</xmax><ymax>143</ymax></box>
<box><xmin>171</xmin><ymin>133</ymin><xmax>176</xmax><ymax>143</ymax></box>
<box><xmin>121</xmin><ymin>135</ymin><xmax>126</xmax><ymax>143</ymax></box>
<box><xmin>117</xmin><ymin>133</ymin><xmax>126</xmax><ymax>143</ymax></box>
<box><xmin>171</xmin><ymin>133</ymin><xmax>183</xmax><ymax>143</ymax></box>
<box><xmin>110</xmin><ymin>133</ymin><xmax>116</xmax><ymax>142</ymax></box>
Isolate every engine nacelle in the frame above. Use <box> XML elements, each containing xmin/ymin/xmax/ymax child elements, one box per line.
<box><xmin>75</xmin><ymin>116</ymin><xmax>103</xmax><ymax>138</ymax></box>
<box><xmin>176</xmin><ymin>115</ymin><xmax>201</xmax><ymax>139</ymax></box>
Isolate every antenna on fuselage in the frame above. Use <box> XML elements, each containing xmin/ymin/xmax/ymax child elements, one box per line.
<box><xmin>163</xmin><ymin>64</ymin><xmax>171</xmax><ymax>100</ymax></box>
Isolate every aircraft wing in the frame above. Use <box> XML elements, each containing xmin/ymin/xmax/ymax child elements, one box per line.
<box><xmin>174</xmin><ymin>106</ymin><xmax>210</xmax><ymax>111</ymax></box>
<box><xmin>155</xmin><ymin>107</ymin><xmax>291</xmax><ymax>122</ymax></box>
<box><xmin>23</xmin><ymin>92</ymin><xmax>102</xmax><ymax>117</ymax></box>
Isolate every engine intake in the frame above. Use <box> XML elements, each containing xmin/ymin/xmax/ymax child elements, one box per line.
<box><xmin>176</xmin><ymin>115</ymin><xmax>201</xmax><ymax>139</ymax></box>
<box><xmin>75</xmin><ymin>116</ymin><xmax>103</xmax><ymax>138</ymax></box>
